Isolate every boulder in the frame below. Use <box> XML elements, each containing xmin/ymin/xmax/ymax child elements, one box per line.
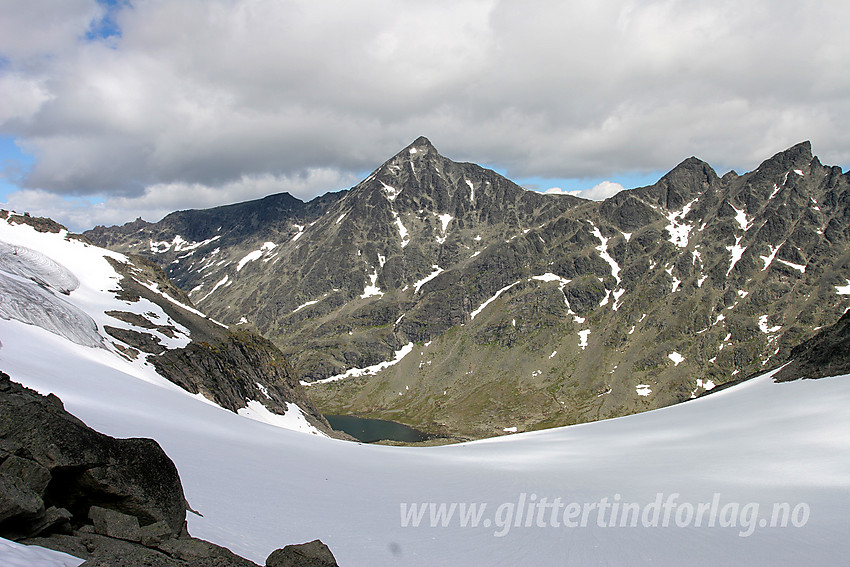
<box><xmin>0</xmin><ymin>473</ymin><xmax>43</xmax><ymax>523</ymax></box>
<box><xmin>266</xmin><ymin>539</ymin><xmax>339</xmax><ymax>567</ymax></box>
<box><xmin>89</xmin><ymin>505</ymin><xmax>142</xmax><ymax>542</ymax></box>
<box><xmin>0</xmin><ymin>371</ymin><xmax>186</xmax><ymax>536</ymax></box>
<box><xmin>0</xmin><ymin>454</ymin><xmax>51</xmax><ymax>495</ymax></box>
<box><xmin>1</xmin><ymin>373</ymin><xmax>343</xmax><ymax>566</ymax></box>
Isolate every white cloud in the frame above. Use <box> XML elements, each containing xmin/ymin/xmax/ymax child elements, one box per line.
<box><xmin>546</xmin><ymin>181</ymin><xmax>626</xmax><ymax>201</ymax></box>
<box><xmin>0</xmin><ymin>75</ymin><xmax>53</xmax><ymax>125</ymax></box>
<box><xmin>0</xmin><ymin>0</ymin><xmax>849</xmax><ymax>229</ymax></box>
<box><xmin>0</xmin><ymin>0</ymin><xmax>102</xmax><ymax>61</ymax></box>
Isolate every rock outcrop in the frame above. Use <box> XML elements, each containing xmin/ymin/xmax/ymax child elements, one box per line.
<box><xmin>266</xmin><ymin>539</ymin><xmax>339</xmax><ymax>567</ymax></box>
<box><xmin>0</xmin><ymin>372</ymin><xmax>185</xmax><ymax>539</ymax></box>
<box><xmin>0</xmin><ymin>372</ymin><xmax>337</xmax><ymax>566</ymax></box>
<box><xmin>774</xmin><ymin>308</ymin><xmax>850</xmax><ymax>381</ymax></box>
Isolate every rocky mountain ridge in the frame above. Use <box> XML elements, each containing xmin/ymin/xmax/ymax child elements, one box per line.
<box><xmin>86</xmin><ymin>139</ymin><xmax>850</xmax><ymax>439</ymax></box>
<box><xmin>1</xmin><ymin>211</ymin><xmax>334</xmax><ymax>437</ymax></box>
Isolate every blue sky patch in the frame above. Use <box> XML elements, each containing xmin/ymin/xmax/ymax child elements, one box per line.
<box><xmin>85</xmin><ymin>0</ymin><xmax>130</xmax><ymax>42</ymax></box>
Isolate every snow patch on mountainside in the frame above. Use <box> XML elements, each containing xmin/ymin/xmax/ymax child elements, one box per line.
<box><xmin>413</xmin><ymin>265</ymin><xmax>443</xmax><ymax>293</ymax></box>
<box><xmin>777</xmin><ymin>258</ymin><xmax>806</xmax><ymax>273</ymax></box>
<box><xmin>237</xmin><ymin>242</ymin><xmax>277</xmax><ymax>271</ymax></box>
<box><xmin>471</xmin><ymin>281</ymin><xmax>521</xmax><ymax>320</ymax></box>
<box><xmin>391</xmin><ymin>210</ymin><xmax>410</xmax><ymax>248</ymax></box>
<box><xmin>304</xmin><ymin>342</ymin><xmax>415</xmax><ymax>385</ymax></box>
<box><xmin>381</xmin><ymin>181</ymin><xmax>401</xmax><ymax>201</ymax></box>
<box><xmin>150</xmin><ymin>234</ymin><xmax>221</xmax><ymax>255</ymax></box>
<box><xmin>589</xmin><ymin>222</ymin><xmax>621</xmax><ymax>285</ymax></box>
<box><xmin>665</xmin><ymin>198</ymin><xmax>697</xmax><ymax>248</ymax></box>
<box><xmin>730</xmin><ymin>203</ymin><xmax>753</xmax><ymax>231</ymax></box>
<box><xmin>238</xmin><ymin>400</ymin><xmax>327</xmax><ymax>436</ymax></box>
<box><xmin>361</xmin><ymin>267</ymin><xmax>384</xmax><ymax>298</ymax></box>
<box><xmin>725</xmin><ymin>236</ymin><xmax>747</xmax><ymax>277</ymax></box>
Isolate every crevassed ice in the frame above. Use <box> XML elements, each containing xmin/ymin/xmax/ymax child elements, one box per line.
<box><xmin>0</xmin><ymin>241</ymin><xmax>79</xmax><ymax>294</ymax></box>
<box><xmin>0</xmin><ymin>272</ymin><xmax>103</xmax><ymax>349</ymax></box>
<box><xmin>0</xmin><ymin>242</ymin><xmax>101</xmax><ymax>348</ymax></box>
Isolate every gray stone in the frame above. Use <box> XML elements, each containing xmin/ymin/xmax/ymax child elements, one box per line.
<box><xmin>155</xmin><ymin>535</ymin><xmax>261</xmax><ymax>565</ymax></box>
<box><xmin>266</xmin><ymin>539</ymin><xmax>338</xmax><ymax>567</ymax></box>
<box><xmin>89</xmin><ymin>505</ymin><xmax>142</xmax><ymax>542</ymax></box>
<box><xmin>0</xmin><ymin>372</ymin><xmax>186</xmax><ymax>536</ymax></box>
<box><xmin>0</xmin><ymin>472</ymin><xmax>43</xmax><ymax>523</ymax></box>
<box><xmin>0</xmin><ymin>454</ymin><xmax>51</xmax><ymax>495</ymax></box>
<box><xmin>140</xmin><ymin>520</ymin><xmax>174</xmax><ymax>547</ymax></box>
<box><xmin>28</xmin><ymin>506</ymin><xmax>73</xmax><ymax>537</ymax></box>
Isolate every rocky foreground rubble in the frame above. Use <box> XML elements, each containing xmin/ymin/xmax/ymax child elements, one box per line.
<box><xmin>0</xmin><ymin>372</ymin><xmax>338</xmax><ymax>566</ymax></box>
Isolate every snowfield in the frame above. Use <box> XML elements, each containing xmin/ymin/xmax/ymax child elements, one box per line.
<box><xmin>1</xmin><ymin>217</ymin><xmax>849</xmax><ymax>566</ymax></box>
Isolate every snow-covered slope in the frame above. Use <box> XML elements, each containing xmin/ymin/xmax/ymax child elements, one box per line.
<box><xmin>0</xmin><ymin>213</ymin><xmax>326</xmax><ymax>435</ymax></box>
<box><xmin>0</xmin><ymin>537</ymin><xmax>83</xmax><ymax>567</ymax></box>
<box><xmin>3</xmin><ymin>313</ymin><xmax>849</xmax><ymax>566</ymax></box>
<box><xmin>1</xmin><ymin>213</ymin><xmax>848</xmax><ymax>566</ymax></box>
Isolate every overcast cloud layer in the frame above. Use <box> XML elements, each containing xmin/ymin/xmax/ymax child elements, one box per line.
<box><xmin>1</xmin><ymin>0</ymin><xmax>849</xmax><ymax>230</ymax></box>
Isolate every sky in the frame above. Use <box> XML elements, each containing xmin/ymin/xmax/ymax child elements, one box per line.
<box><xmin>1</xmin><ymin>0</ymin><xmax>849</xmax><ymax>232</ymax></box>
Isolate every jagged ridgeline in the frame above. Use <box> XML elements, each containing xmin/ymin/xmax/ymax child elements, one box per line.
<box><xmin>86</xmin><ymin>138</ymin><xmax>850</xmax><ymax>439</ymax></box>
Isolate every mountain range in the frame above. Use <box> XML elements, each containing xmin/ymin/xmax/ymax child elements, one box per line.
<box><xmin>86</xmin><ymin>138</ymin><xmax>850</xmax><ymax>439</ymax></box>
<box><xmin>1</xmin><ymin>148</ymin><xmax>849</xmax><ymax>565</ymax></box>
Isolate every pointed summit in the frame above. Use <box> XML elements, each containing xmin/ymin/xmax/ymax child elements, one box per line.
<box><xmin>408</xmin><ymin>135</ymin><xmax>435</xmax><ymax>149</ymax></box>
<box><xmin>755</xmin><ymin>141</ymin><xmax>814</xmax><ymax>176</ymax></box>
<box><xmin>399</xmin><ymin>136</ymin><xmax>439</xmax><ymax>159</ymax></box>
<box><xmin>638</xmin><ymin>156</ymin><xmax>719</xmax><ymax>210</ymax></box>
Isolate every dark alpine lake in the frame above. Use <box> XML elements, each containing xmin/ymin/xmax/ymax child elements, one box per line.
<box><xmin>325</xmin><ymin>415</ymin><xmax>431</xmax><ymax>443</ymax></box>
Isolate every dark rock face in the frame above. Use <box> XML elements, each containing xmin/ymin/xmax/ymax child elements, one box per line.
<box><xmin>774</xmin><ymin>309</ymin><xmax>850</xmax><ymax>381</ymax></box>
<box><xmin>266</xmin><ymin>539</ymin><xmax>339</xmax><ymax>567</ymax></box>
<box><xmin>1</xmin><ymin>372</ymin><xmax>338</xmax><ymax>566</ymax></box>
<box><xmin>151</xmin><ymin>328</ymin><xmax>327</xmax><ymax>431</ymax></box>
<box><xmin>104</xmin><ymin>254</ymin><xmax>334</xmax><ymax>435</ymax></box>
<box><xmin>88</xmin><ymin>505</ymin><xmax>143</xmax><ymax>542</ymax></box>
<box><xmin>0</xmin><ymin>372</ymin><xmax>185</xmax><ymax>538</ymax></box>
<box><xmin>27</xmin><ymin>531</ymin><xmax>264</xmax><ymax>567</ymax></box>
